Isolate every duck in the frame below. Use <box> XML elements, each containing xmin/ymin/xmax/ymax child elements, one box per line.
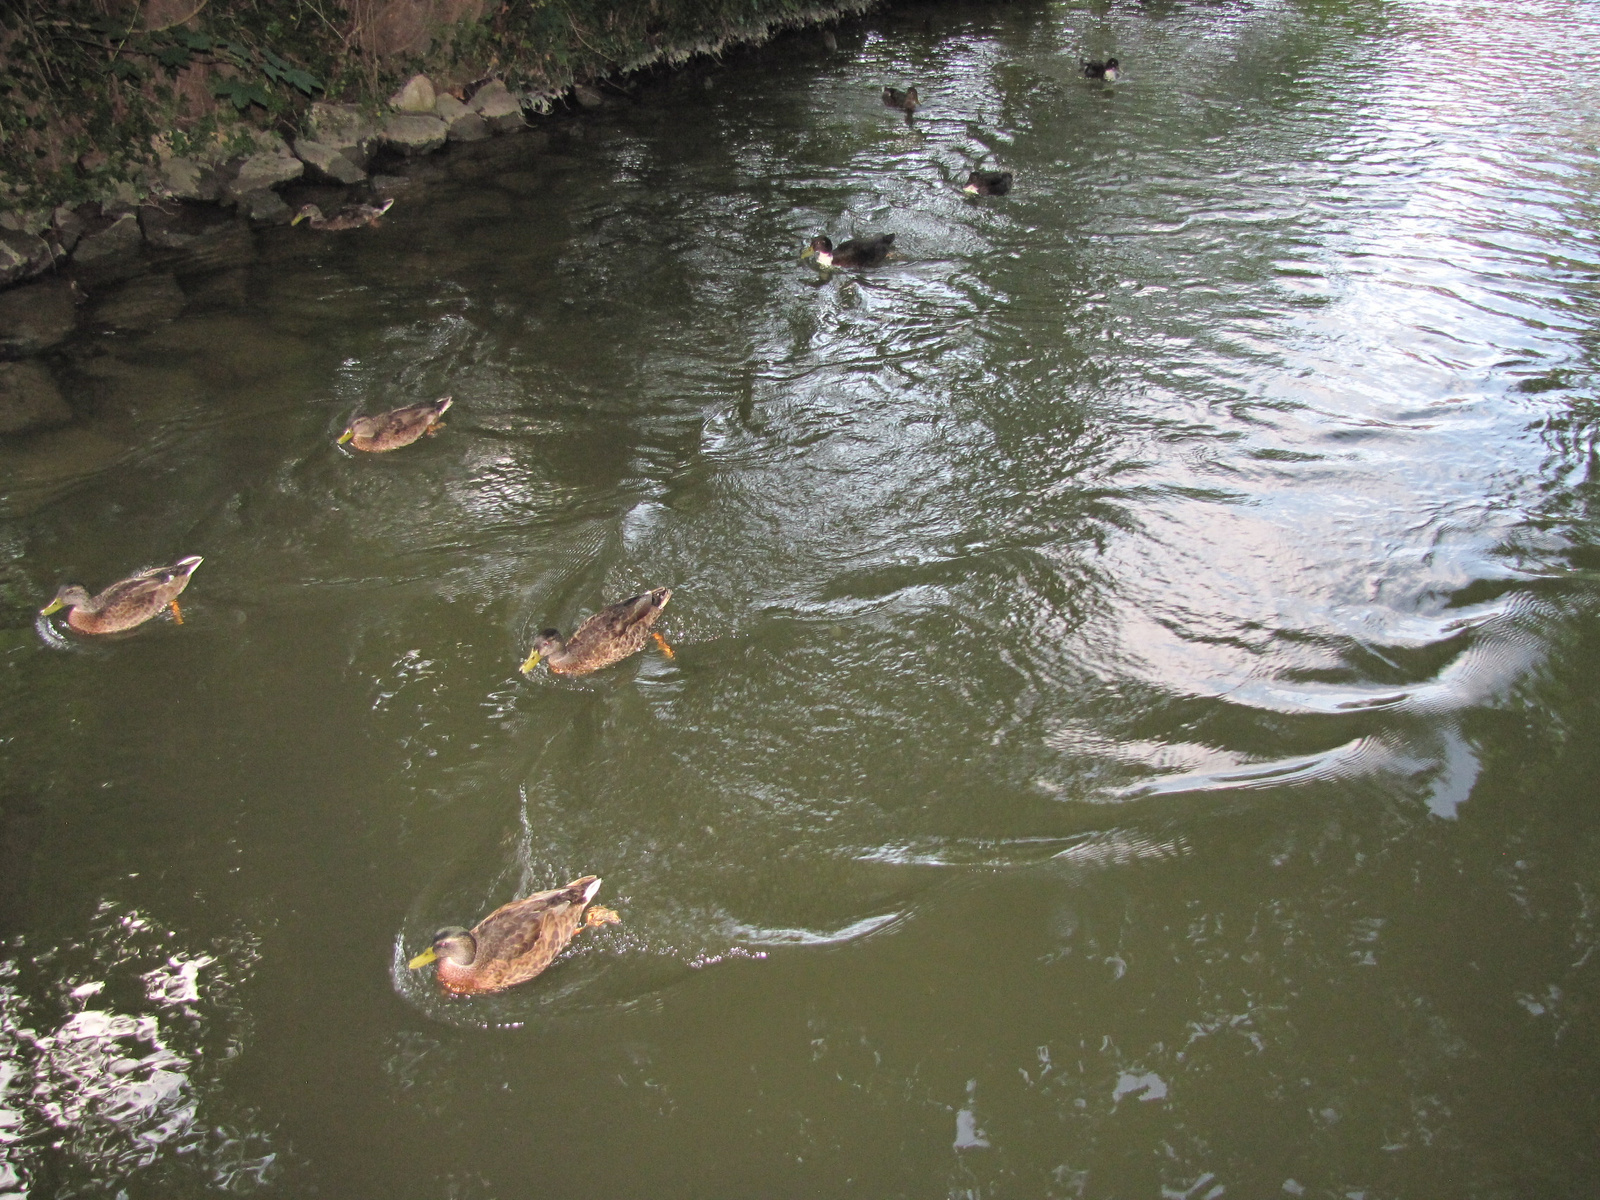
<box><xmin>407</xmin><ymin>876</ymin><xmax>620</xmax><ymax>995</ymax></box>
<box><xmin>39</xmin><ymin>556</ymin><xmax>203</xmax><ymax>634</ymax></box>
<box><xmin>291</xmin><ymin>198</ymin><xmax>395</xmax><ymax>231</ymax></box>
<box><xmin>521</xmin><ymin>587</ymin><xmax>674</xmax><ymax>676</ymax></box>
<box><xmin>963</xmin><ymin>170</ymin><xmax>1013</xmax><ymax>196</ymax></box>
<box><xmin>337</xmin><ymin>396</ymin><xmax>452</xmax><ymax>453</ymax></box>
<box><xmin>882</xmin><ymin>85</ymin><xmax>919</xmax><ymax>113</ymax></box>
<box><xmin>1083</xmin><ymin>57</ymin><xmax>1120</xmax><ymax>82</ymax></box>
<box><xmin>801</xmin><ymin>234</ymin><xmax>896</xmax><ymax>270</ymax></box>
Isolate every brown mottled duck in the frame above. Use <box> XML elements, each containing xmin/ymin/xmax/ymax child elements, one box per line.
<box><xmin>407</xmin><ymin>876</ymin><xmax>620</xmax><ymax>995</ymax></box>
<box><xmin>337</xmin><ymin>397</ymin><xmax>452</xmax><ymax>453</ymax></box>
<box><xmin>291</xmin><ymin>198</ymin><xmax>395</xmax><ymax>231</ymax></box>
<box><xmin>521</xmin><ymin>588</ymin><xmax>674</xmax><ymax>676</ymax></box>
<box><xmin>39</xmin><ymin>556</ymin><xmax>203</xmax><ymax>634</ymax></box>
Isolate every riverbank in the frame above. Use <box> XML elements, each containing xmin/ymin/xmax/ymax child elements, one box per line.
<box><xmin>0</xmin><ymin>0</ymin><xmax>878</xmax><ymax>294</ymax></box>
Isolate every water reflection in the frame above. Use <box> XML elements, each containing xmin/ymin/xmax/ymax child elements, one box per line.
<box><xmin>0</xmin><ymin>906</ymin><xmax>271</xmax><ymax>1196</ymax></box>
<box><xmin>2</xmin><ymin>0</ymin><xmax>1600</xmax><ymax>1194</ymax></box>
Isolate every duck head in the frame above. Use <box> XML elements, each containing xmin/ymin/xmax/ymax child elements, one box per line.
<box><xmin>39</xmin><ymin>585</ymin><xmax>91</xmax><ymax>616</ymax></box>
<box><xmin>801</xmin><ymin>236</ymin><xmax>835</xmax><ymax>268</ymax></box>
<box><xmin>409</xmin><ymin>926</ymin><xmax>476</xmax><ymax>969</ymax></box>
<box><xmin>520</xmin><ymin>628</ymin><xmax>565</xmax><ymax>673</ymax></box>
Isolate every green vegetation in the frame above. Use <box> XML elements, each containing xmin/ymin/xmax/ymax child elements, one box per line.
<box><xmin>0</xmin><ymin>0</ymin><xmax>870</xmax><ymax>216</ymax></box>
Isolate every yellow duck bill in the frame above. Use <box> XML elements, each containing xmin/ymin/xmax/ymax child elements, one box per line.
<box><xmin>519</xmin><ymin>648</ymin><xmax>542</xmax><ymax>673</ymax></box>
<box><xmin>407</xmin><ymin>947</ymin><xmax>438</xmax><ymax>969</ymax></box>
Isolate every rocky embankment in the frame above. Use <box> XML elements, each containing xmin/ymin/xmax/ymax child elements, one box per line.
<box><xmin>0</xmin><ymin>1</ymin><xmax>874</xmax><ymax>441</ymax></box>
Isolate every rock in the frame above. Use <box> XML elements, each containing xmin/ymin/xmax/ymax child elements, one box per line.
<box><xmin>136</xmin><ymin>201</ymin><xmax>235</xmax><ymax>250</ymax></box>
<box><xmin>378</xmin><ymin>113</ymin><xmax>448</xmax><ymax>156</ymax></box>
<box><xmin>435</xmin><ymin>95</ymin><xmax>488</xmax><ymax>141</ymax></box>
<box><xmin>0</xmin><ymin>230</ymin><xmax>55</xmax><ymax>286</ymax></box>
<box><xmin>155</xmin><ymin>155</ymin><xmax>222</xmax><ymax>202</ymax></box>
<box><xmin>469</xmin><ymin>81</ymin><xmax>527</xmax><ymax>133</ymax></box>
<box><xmin>447</xmin><ymin>112</ymin><xmax>490</xmax><ymax>143</ymax></box>
<box><xmin>51</xmin><ymin>206</ymin><xmax>85</xmax><ymax>255</ymax></box>
<box><xmin>0</xmin><ymin>278</ymin><xmax>80</xmax><ymax>356</ymax></box>
<box><xmin>303</xmin><ymin>103</ymin><xmax>378</xmax><ymax>161</ymax></box>
<box><xmin>0</xmin><ymin>361</ymin><xmax>73</xmax><ymax>435</ymax></box>
<box><xmin>238</xmin><ymin>189</ymin><xmax>292</xmax><ymax>224</ymax></box>
<box><xmin>70</xmin><ymin>214</ymin><xmax>143</xmax><ymax>266</ymax></box>
<box><xmin>223</xmin><ymin>134</ymin><xmax>303</xmax><ymax>199</ymax></box>
<box><xmin>572</xmin><ymin>84</ymin><xmax>605</xmax><ymax>110</ymax></box>
<box><xmin>293</xmin><ymin>139</ymin><xmax>368</xmax><ymax>185</ymax></box>
<box><xmin>389</xmin><ymin>73</ymin><xmax>436</xmax><ymax>113</ymax></box>
<box><xmin>0</xmin><ymin>211</ymin><xmax>47</xmax><ymax>236</ymax></box>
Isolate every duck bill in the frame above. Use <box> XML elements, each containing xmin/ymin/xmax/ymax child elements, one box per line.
<box><xmin>39</xmin><ymin>597</ymin><xmax>65</xmax><ymax>616</ymax></box>
<box><xmin>407</xmin><ymin>948</ymin><xmax>438</xmax><ymax>969</ymax></box>
<box><xmin>291</xmin><ymin>212</ymin><xmax>308</xmax><ymax>226</ymax></box>
<box><xmin>519</xmin><ymin>649</ymin><xmax>542</xmax><ymax>674</ymax></box>
<box><xmin>799</xmin><ymin>247</ymin><xmax>815</xmax><ymax>260</ymax></box>
<box><xmin>337</xmin><ymin>429</ymin><xmax>355</xmax><ymax>445</ymax></box>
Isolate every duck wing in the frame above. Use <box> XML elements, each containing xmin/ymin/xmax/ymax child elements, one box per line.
<box><xmin>469</xmin><ymin>877</ymin><xmax>599</xmax><ymax>989</ymax></box>
<box><xmin>562</xmin><ymin>588</ymin><xmax>672</xmax><ymax>670</ymax></box>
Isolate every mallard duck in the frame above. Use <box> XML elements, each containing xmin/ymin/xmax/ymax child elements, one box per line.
<box><xmin>521</xmin><ymin>587</ymin><xmax>673</xmax><ymax>676</ymax></box>
<box><xmin>1083</xmin><ymin>57</ymin><xmax>1120</xmax><ymax>82</ymax></box>
<box><xmin>40</xmin><ymin>556</ymin><xmax>203</xmax><ymax>634</ymax></box>
<box><xmin>291</xmin><ymin>198</ymin><xmax>395</xmax><ymax>231</ymax></box>
<box><xmin>801</xmin><ymin>234</ymin><xmax>896</xmax><ymax>269</ymax></box>
<box><xmin>337</xmin><ymin>396</ymin><xmax>452</xmax><ymax>452</ymax></box>
<box><xmin>407</xmin><ymin>876</ymin><xmax>620</xmax><ymax>995</ymax></box>
<box><xmin>882</xmin><ymin>85</ymin><xmax>919</xmax><ymax>113</ymax></box>
<box><xmin>963</xmin><ymin>170</ymin><xmax>1013</xmax><ymax>195</ymax></box>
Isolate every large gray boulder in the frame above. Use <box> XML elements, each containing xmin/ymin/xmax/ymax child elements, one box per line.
<box><xmin>223</xmin><ymin>134</ymin><xmax>303</xmax><ymax>200</ymax></box>
<box><xmin>379</xmin><ymin>113</ymin><xmax>448</xmax><ymax>156</ymax></box>
<box><xmin>293</xmin><ymin>139</ymin><xmax>367</xmax><ymax>185</ymax></box>
<box><xmin>0</xmin><ymin>229</ymin><xmax>54</xmax><ymax>286</ymax></box>
<box><xmin>469</xmin><ymin>81</ymin><xmax>527</xmax><ymax>133</ymax></box>
<box><xmin>71</xmin><ymin>213</ymin><xmax>143</xmax><ymax>265</ymax></box>
<box><xmin>0</xmin><ymin>278</ymin><xmax>79</xmax><ymax>356</ymax></box>
<box><xmin>51</xmin><ymin>207</ymin><xmax>85</xmax><ymax>255</ymax></box>
<box><xmin>238</xmin><ymin>189</ymin><xmax>292</xmax><ymax>225</ymax></box>
<box><xmin>304</xmin><ymin>103</ymin><xmax>379</xmax><ymax>161</ymax></box>
<box><xmin>0</xmin><ymin>361</ymin><xmax>73</xmax><ymax>435</ymax></box>
<box><xmin>435</xmin><ymin>96</ymin><xmax>490</xmax><ymax>143</ymax></box>
<box><xmin>389</xmin><ymin>74</ymin><xmax>436</xmax><ymax>113</ymax></box>
<box><xmin>155</xmin><ymin>155</ymin><xmax>222</xmax><ymax>202</ymax></box>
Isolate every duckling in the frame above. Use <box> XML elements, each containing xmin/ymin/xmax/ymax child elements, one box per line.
<box><xmin>521</xmin><ymin>587</ymin><xmax>673</xmax><ymax>676</ymax></box>
<box><xmin>291</xmin><ymin>198</ymin><xmax>395</xmax><ymax>231</ymax></box>
<box><xmin>337</xmin><ymin>397</ymin><xmax>452</xmax><ymax>453</ymax></box>
<box><xmin>1083</xmin><ymin>57</ymin><xmax>1120</xmax><ymax>82</ymax></box>
<box><xmin>882</xmin><ymin>86</ymin><xmax>920</xmax><ymax>113</ymax></box>
<box><xmin>801</xmin><ymin>234</ymin><xmax>896</xmax><ymax>270</ymax></box>
<box><xmin>963</xmin><ymin>170</ymin><xmax>1013</xmax><ymax>196</ymax></box>
<box><xmin>40</xmin><ymin>556</ymin><xmax>203</xmax><ymax>634</ymax></box>
<box><xmin>407</xmin><ymin>876</ymin><xmax>620</xmax><ymax>995</ymax></box>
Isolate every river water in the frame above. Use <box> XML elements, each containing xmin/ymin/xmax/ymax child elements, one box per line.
<box><xmin>3</xmin><ymin>0</ymin><xmax>1599</xmax><ymax>1195</ymax></box>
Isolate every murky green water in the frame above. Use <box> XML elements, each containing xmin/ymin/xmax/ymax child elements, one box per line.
<box><xmin>4</xmin><ymin>1</ymin><xmax>1600</xmax><ymax>1195</ymax></box>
